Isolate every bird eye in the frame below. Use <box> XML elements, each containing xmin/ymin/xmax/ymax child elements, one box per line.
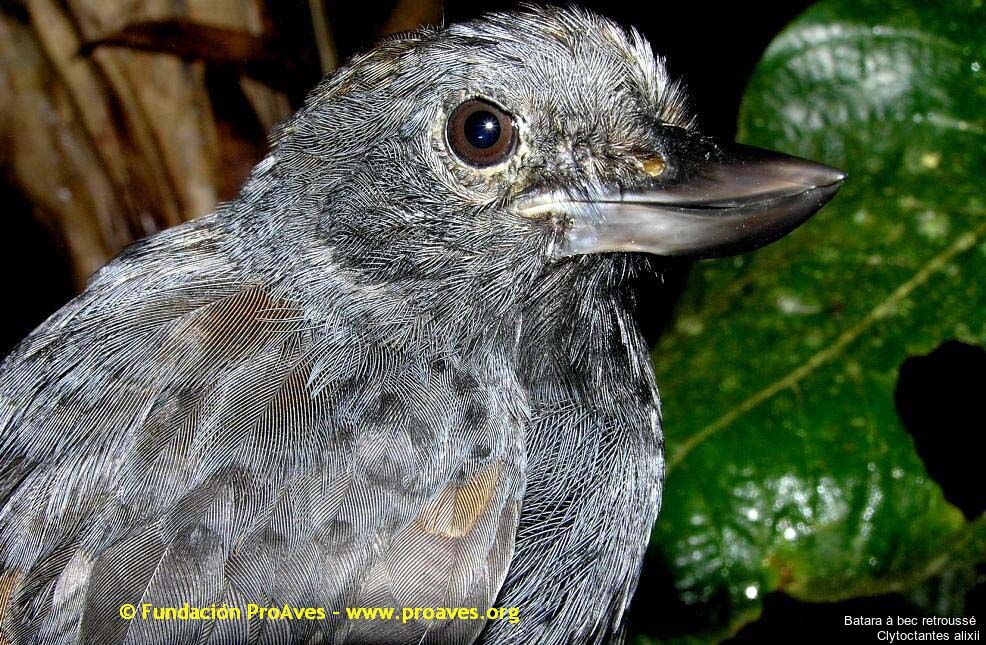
<box><xmin>446</xmin><ymin>99</ymin><xmax>517</xmax><ymax>168</ymax></box>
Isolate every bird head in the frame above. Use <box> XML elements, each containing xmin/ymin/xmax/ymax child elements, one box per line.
<box><xmin>256</xmin><ymin>7</ymin><xmax>843</xmax><ymax>319</ymax></box>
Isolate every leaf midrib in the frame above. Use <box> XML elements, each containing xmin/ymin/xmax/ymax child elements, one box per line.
<box><xmin>667</xmin><ymin>219</ymin><xmax>986</xmax><ymax>473</ymax></box>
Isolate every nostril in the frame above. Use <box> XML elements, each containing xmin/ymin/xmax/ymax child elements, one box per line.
<box><xmin>642</xmin><ymin>156</ymin><xmax>667</xmax><ymax>177</ymax></box>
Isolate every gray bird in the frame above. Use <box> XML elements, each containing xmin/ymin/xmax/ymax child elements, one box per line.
<box><xmin>0</xmin><ymin>6</ymin><xmax>843</xmax><ymax>645</ymax></box>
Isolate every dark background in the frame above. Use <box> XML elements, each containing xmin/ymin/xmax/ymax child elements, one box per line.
<box><xmin>1</xmin><ymin>1</ymin><xmax>980</xmax><ymax>641</ymax></box>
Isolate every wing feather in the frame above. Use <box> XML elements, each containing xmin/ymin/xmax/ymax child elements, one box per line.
<box><xmin>0</xmin><ymin>224</ymin><xmax>527</xmax><ymax>644</ymax></box>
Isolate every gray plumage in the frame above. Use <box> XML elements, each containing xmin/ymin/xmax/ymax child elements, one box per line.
<box><xmin>0</xmin><ymin>5</ymin><xmax>845</xmax><ymax>645</ymax></box>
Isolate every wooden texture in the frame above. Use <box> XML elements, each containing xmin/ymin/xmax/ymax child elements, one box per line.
<box><xmin>0</xmin><ymin>0</ymin><xmax>290</xmax><ymax>288</ymax></box>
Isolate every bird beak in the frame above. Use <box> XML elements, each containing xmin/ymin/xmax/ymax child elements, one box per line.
<box><xmin>518</xmin><ymin>128</ymin><xmax>846</xmax><ymax>258</ymax></box>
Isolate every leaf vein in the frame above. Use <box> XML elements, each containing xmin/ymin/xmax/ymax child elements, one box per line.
<box><xmin>668</xmin><ymin>222</ymin><xmax>986</xmax><ymax>472</ymax></box>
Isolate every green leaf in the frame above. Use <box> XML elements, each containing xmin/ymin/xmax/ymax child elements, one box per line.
<box><xmin>647</xmin><ymin>0</ymin><xmax>985</xmax><ymax>638</ymax></box>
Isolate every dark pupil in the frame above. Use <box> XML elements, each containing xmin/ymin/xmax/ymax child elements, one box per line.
<box><xmin>463</xmin><ymin>110</ymin><xmax>501</xmax><ymax>149</ymax></box>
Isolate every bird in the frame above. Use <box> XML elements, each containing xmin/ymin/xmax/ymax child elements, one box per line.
<box><xmin>0</xmin><ymin>6</ymin><xmax>844</xmax><ymax>645</ymax></box>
